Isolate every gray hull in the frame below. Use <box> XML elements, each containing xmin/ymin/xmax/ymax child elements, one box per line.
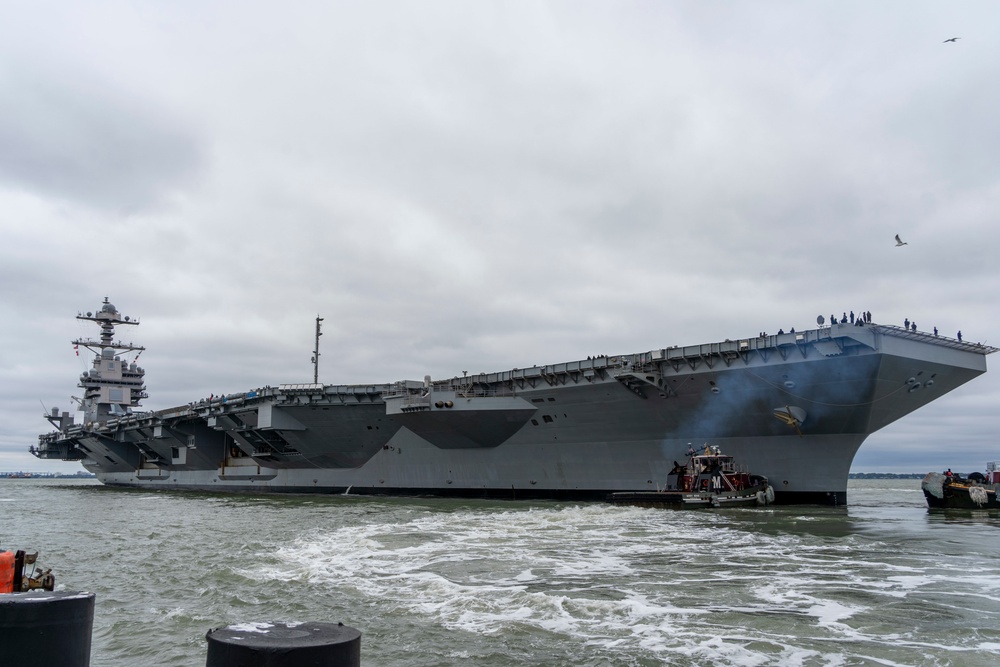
<box><xmin>36</xmin><ymin>323</ymin><xmax>995</xmax><ymax>505</ymax></box>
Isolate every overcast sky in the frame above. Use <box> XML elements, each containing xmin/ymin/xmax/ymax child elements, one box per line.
<box><xmin>2</xmin><ymin>1</ymin><xmax>998</xmax><ymax>475</ymax></box>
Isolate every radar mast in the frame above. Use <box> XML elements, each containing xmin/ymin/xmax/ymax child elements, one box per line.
<box><xmin>73</xmin><ymin>297</ymin><xmax>147</xmax><ymax>425</ymax></box>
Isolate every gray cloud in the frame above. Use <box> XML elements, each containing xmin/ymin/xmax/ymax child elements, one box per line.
<box><xmin>0</xmin><ymin>65</ymin><xmax>204</xmax><ymax>213</ymax></box>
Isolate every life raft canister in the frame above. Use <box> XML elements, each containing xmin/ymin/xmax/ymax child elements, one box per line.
<box><xmin>0</xmin><ymin>551</ymin><xmax>14</xmax><ymax>593</ymax></box>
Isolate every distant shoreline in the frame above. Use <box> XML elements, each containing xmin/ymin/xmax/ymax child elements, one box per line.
<box><xmin>2</xmin><ymin>472</ymin><xmax>935</xmax><ymax>481</ymax></box>
<box><xmin>1</xmin><ymin>473</ymin><xmax>96</xmax><ymax>480</ymax></box>
<box><xmin>1</xmin><ymin>471</ymin><xmax>971</xmax><ymax>483</ymax></box>
<box><xmin>849</xmin><ymin>473</ymin><xmax>927</xmax><ymax>479</ymax></box>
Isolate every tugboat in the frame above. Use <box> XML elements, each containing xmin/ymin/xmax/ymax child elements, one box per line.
<box><xmin>609</xmin><ymin>444</ymin><xmax>774</xmax><ymax>508</ymax></box>
<box><xmin>922</xmin><ymin>462</ymin><xmax>1000</xmax><ymax>510</ymax></box>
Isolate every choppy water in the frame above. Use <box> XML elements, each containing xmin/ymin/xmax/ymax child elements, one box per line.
<box><xmin>3</xmin><ymin>479</ymin><xmax>1000</xmax><ymax>666</ymax></box>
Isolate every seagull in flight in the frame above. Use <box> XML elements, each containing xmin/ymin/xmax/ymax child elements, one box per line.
<box><xmin>943</xmin><ymin>37</ymin><xmax>960</xmax><ymax>43</ymax></box>
<box><xmin>895</xmin><ymin>234</ymin><xmax>908</xmax><ymax>246</ymax></box>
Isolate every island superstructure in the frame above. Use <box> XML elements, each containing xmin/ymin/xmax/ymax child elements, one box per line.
<box><xmin>33</xmin><ymin>299</ymin><xmax>997</xmax><ymax>504</ymax></box>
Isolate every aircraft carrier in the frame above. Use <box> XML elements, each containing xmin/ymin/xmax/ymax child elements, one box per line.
<box><xmin>32</xmin><ymin>299</ymin><xmax>997</xmax><ymax>504</ymax></box>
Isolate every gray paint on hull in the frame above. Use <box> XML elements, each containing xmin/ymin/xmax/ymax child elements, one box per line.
<box><xmin>53</xmin><ymin>324</ymin><xmax>993</xmax><ymax>505</ymax></box>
